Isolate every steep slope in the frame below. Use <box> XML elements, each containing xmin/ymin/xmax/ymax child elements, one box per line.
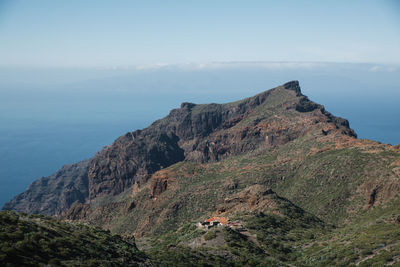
<box><xmin>3</xmin><ymin>160</ymin><xmax>90</xmax><ymax>215</ymax></box>
<box><xmin>145</xmin><ymin>187</ymin><xmax>327</xmax><ymax>266</ymax></box>
<box><xmin>4</xmin><ymin>80</ymin><xmax>355</xmax><ymax>215</ymax></box>
<box><xmin>86</xmin><ymin>80</ymin><xmax>354</xmax><ymax>201</ymax></box>
<box><xmin>4</xmin><ymin>80</ymin><xmax>400</xmax><ymax>266</ymax></box>
<box><xmin>0</xmin><ymin>210</ymin><xmax>150</xmax><ymax>266</ymax></box>
<box><xmin>55</xmin><ymin>81</ymin><xmax>370</xmax><ymax>235</ymax></box>
<box><xmin>63</xmin><ymin>136</ymin><xmax>400</xmax><ymax>234</ymax></box>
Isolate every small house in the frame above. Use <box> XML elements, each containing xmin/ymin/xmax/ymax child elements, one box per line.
<box><xmin>197</xmin><ymin>216</ymin><xmax>230</xmax><ymax>229</ymax></box>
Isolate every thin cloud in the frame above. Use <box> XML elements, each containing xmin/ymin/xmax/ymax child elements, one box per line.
<box><xmin>132</xmin><ymin>61</ymin><xmax>328</xmax><ymax>71</ymax></box>
<box><xmin>369</xmin><ymin>65</ymin><xmax>397</xmax><ymax>72</ymax></box>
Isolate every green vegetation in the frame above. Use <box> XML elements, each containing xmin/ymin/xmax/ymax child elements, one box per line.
<box><xmin>146</xmin><ymin>208</ymin><xmax>327</xmax><ymax>266</ymax></box>
<box><xmin>145</xmin><ymin>204</ymin><xmax>400</xmax><ymax>266</ymax></box>
<box><xmin>298</xmin><ymin>219</ymin><xmax>400</xmax><ymax>266</ymax></box>
<box><xmin>0</xmin><ymin>211</ymin><xmax>149</xmax><ymax>266</ymax></box>
<box><xmin>147</xmin><ymin>225</ymin><xmax>287</xmax><ymax>266</ymax></box>
<box><xmin>203</xmin><ymin>229</ymin><xmax>217</xmax><ymax>241</ymax></box>
<box><xmin>4</xmin><ymin>83</ymin><xmax>400</xmax><ymax>266</ymax></box>
<box><xmin>147</xmin><ymin>224</ymin><xmax>229</xmax><ymax>266</ymax></box>
<box><xmin>68</xmin><ymin>136</ymin><xmax>400</xmax><ymax>266</ymax></box>
<box><xmin>73</xmin><ymin>134</ymin><xmax>400</xmax><ymax>265</ymax></box>
<box><xmin>149</xmin><ymin>223</ymin><xmax>203</xmax><ymax>251</ymax></box>
<box><xmin>136</xmin><ymin>138</ymin><xmax>400</xmax><ymax>265</ymax></box>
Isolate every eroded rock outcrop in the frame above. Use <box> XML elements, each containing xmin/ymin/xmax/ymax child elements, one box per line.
<box><xmin>88</xmin><ymin>132</ymin><xmax>184</xmax><ymax>199</ymax></box>
<box><xmin>3</xmin><ymin>160</ymin><xmax>90</xmax><ymax>215</ymax></box>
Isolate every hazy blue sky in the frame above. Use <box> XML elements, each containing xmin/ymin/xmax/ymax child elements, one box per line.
<box><xmin>1</xmin><ymin>0</ymin><xmax>400</xmax><ymax>67</ymax></box>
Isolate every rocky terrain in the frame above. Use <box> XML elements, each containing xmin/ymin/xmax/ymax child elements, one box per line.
<box><xmin>4</xmin><ymin>81</ymin><xmax>355</xmax><ymax>215</ymax></box>
<box><xmin>3</xmin><ymin>81</ymin><xmax>400</xmax><ymax>266</ymax></box>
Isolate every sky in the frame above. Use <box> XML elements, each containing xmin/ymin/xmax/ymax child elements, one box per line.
<box><xmin>0</xmin><ymin>0</ymin><xmax>400</xmax><ymax>67</ymax></box>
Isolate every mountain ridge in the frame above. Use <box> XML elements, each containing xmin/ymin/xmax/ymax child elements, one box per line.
<box><xmin>3</xmin><ymin>81</ymin><xmax>400</xmax><ymax>266</ymax></box>
<box><xmin>4</xmin><ymin>80</ymin><xmax>355</xmax><ymax>215</ymax></box>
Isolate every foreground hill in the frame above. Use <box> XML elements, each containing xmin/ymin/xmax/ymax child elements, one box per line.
<box><xmin>0</xmin><ymin>210</ymin><xmax>150</xmax><ymax>266</ymax></box>
<box><xmin>3</xmin><ymin>81</ymin><xmax>400</xmax><ymax>265</ymax></box>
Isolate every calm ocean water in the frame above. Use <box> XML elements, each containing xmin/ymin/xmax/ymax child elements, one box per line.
<box><xmin>1</xmin><ymin>64</ymin><xmax>399</xmax><ymax>208</ymax></box>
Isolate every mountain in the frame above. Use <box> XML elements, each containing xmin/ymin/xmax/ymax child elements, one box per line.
<box><xmin>3</xmin><ymin>81</ymin><xmax>355</xmax><ymax>215</ymax></box>
<box><xmin>3</xmin><ymin>81</ymin><xmax>400</xmax><ymax>266</ymax></box>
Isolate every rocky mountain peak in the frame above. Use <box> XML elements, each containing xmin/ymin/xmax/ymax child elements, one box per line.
<box><xmin>180</xmin><ymin>102</ymin><xmax>196</xmax><ymax>110</ymax></box>
<box><xmin>283</xmin><ymin>80</ymin><xmax>302</xmax><ymax>96</ymax></box>
<box><xmin>3</xmin><ymin>81</ymin><xmax>357</xmax><ymax>216</ymax></box>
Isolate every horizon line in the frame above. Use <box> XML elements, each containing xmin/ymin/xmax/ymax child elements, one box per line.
<box><xmin>0</xmin><ymin>61</ymin><xmax>399</xmax><ymax>70</ymax></box>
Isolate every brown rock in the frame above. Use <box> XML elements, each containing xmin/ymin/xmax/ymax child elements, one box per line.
<box><xmin>4</xmin><ymin>81</ymin><xmax>358</xmax><ymax>216</ymax></box>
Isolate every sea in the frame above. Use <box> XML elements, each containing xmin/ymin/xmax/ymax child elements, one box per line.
<box><xmin>1</xmin><ymin>62</ymin><xmax>399</xmax><ymax>208</ymax></box>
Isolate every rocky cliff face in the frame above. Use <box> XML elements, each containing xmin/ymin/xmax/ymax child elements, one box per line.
<box><xmin>4</xmin><ymin>81</ymin><xmax>400</xmax><ymax>267</ymax></box>
<box><xmin>3</xmin><ymin>160</ymin><xmax>90</xmax><ymax>215</ymax></box>
<box><xmin>88</xmin><ymin>131</ymin><xmax>184</xmax><ymax>199</ymax></box>
<box><xmin>3</xmin><ymin>81</ymin><xmax>356</xmax><ymax>215</ymax></box>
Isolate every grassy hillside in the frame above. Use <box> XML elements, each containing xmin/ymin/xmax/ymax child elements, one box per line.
<box><xmin>68</xmin><ymin>133</ymin><xmax>400</xmax><ymax>233</ymax></box>
<box><xmin>146</xmin><ymin>196</ymin><xmax>328</xmax><ymax>266</ymax></box>
<box><xmin>63</xmin><ymin>130</ymin><xmax>400</xmax><ymax>266</ymax></box>
<box><xmin>0</xmin><ymin>211</ymin><xmax>150</xmax><ymax>266</ymax></box>
<box><xmin>5</xmin><ymin>82</ymin><xmax>400</xmax><ymax>266</ymax></box>
<box><xmin>145</xmin><ymin>202</ymin><xmax>400</xmax><ymax>266</ymax></box>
